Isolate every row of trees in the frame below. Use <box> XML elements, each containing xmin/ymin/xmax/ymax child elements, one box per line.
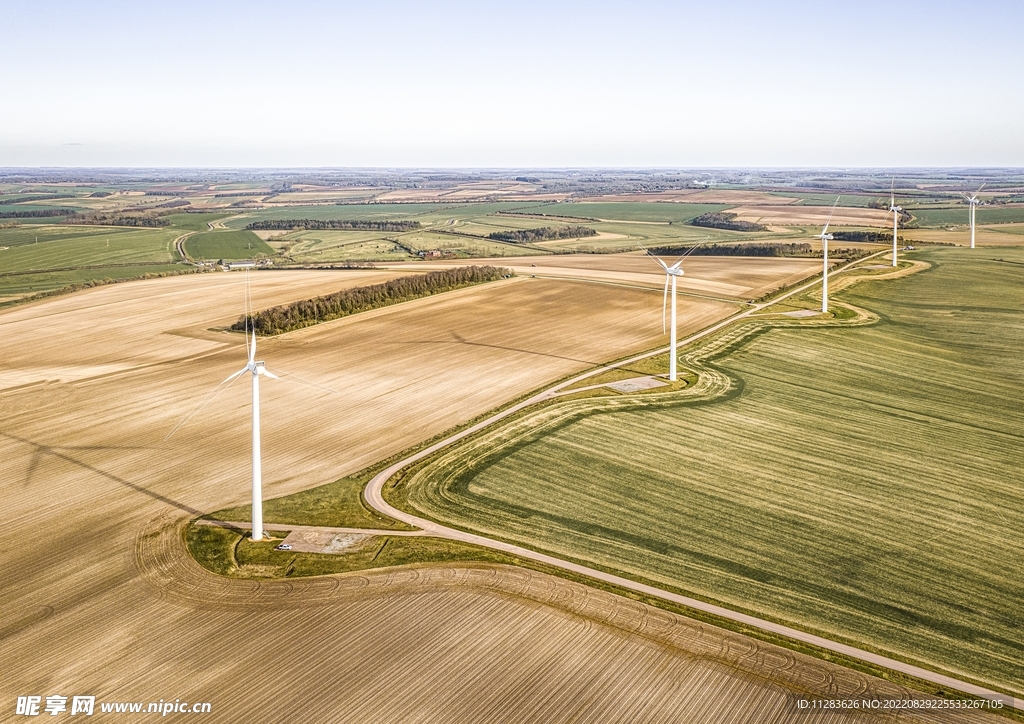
<box><xmin>0</xmin><ymin>208</ymin><xmax>75</xmax><ymax>219</ymax></box>
<box><xmin>0</xmin><ymin>193</ymin><xmax>75</xmax><ymax>205</ymax></box>
<box><xmin>689</xmin><ymin>212</ymin><xmax>768</xmax><ymax>232</ymax></box>
<box><xmin>832</xmin><ymin>231</ymin><xmax>893</xmax><ymax>242</ymax></box>
<box><xmin>487</xmin><ymin>225</ymin><xmax>597</xmax><ymax>243</ymax></box>
<box><xmin>233</xmin><ymin>265</ymin><xmax>512</xmax><ymax>336</ymax></box>
<box><xmin>647</xmin><ymin>242</ymin><xmax>870</xmax><ymax>261</ymax></box>
<box><xmin>68</xmin><ymin>214</ymin><xmax>170</xmax><ymax>227</ymax></box>
<box><xmin>494</xmin><ymin>210</ymin><xmax>599</xmax><ymax>222</ymax></box>
<box><xmin>649</xmin><ymin>242</ymin><xmax>814</xmax><ymax>257</ymax></box>
<box><xmin>246</xmin><ymin>219</ymin><xmax>421</xmax><ymax>231</ymax></box>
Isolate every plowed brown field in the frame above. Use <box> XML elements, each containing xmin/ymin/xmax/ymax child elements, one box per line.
<box><xmin>730</xmin><ymin>204</ymin><xmax>892</xmax><ymax>227</ymax></box>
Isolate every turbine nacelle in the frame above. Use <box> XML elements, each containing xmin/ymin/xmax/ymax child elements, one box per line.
<box><xmin>245</xmin><ymin>360</ymin><xmax>278</xmax><ymax>379</ymax></box>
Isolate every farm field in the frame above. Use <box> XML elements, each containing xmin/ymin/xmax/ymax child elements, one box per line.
<box><xmin>729</xmin><ymin>204</ymin><xmax>893</xmax><ymax>227</ymax></box>
<box><xmin>909</xmin><ymin>205</ymin><xmax>1024</xmax><ymax>227</ymax></box>
<box><xmin>221</xmin><ymin>201</ymin><xmax>551</xmax><ymax>229</ymax></box>
<box><xmin>532</xmin><ymin>201</ymin><xmax>729</xmax><ymax>222</ymax></box>
<box><xmin>0</xmin><ymin>259</ymin><xmax>845</xmax><ymax>722</ymax></box>
<box><xmin>236</xmin><ymin>201</ymin><xmax>791</xmax><ymax>259</ymax></box>
<box><xmin>398</xmin><ymin>253</ymin><xmax>823</xmax><ymax>301</ymax></box>
<box><xmin>903</xmin><ymin>226</ymin><xmax>1024</xmax><ymax>247</ymax></box>
<box><xmin>400</xmin><ymin>246</ymin><xmax>1024</xmax><ymax>696</ymax></box>
<box><xmin>183</xmin><ymin>229</ymin><xmax>273</xmax><ymax>260</ymax></box>
<box><xmin>0</xmin><ymin>255</ymin><xmax>1006</xmax><ymax>722</ymax></box>
<box><xmin>0</xmin><ymin>224</ymin><xmax>186</xmax><ymax>300</ymax></box>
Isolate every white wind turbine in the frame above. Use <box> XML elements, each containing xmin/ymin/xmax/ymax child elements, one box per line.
<box><xmin>639</xmin><ymin>242</ymin><xmax>703</xmax><ymax>382</ymax></box>
<box><xmin>888</xmin><ymin>178</ymin><xmax>902</xmax><ymax>267</ymax></box>
<box><xmin>817</xmin><ymin>197</ymin><xmax>840</xmax><ymax>314</ymax></box>
<box><xmin>166</xmin><ymin>273</ymin><xmax>336</xmax><ymax>542</ymax></box>
<box><xmin>961</xmin><ymin>184</ymin><xmax>985</xmax><ymax>249</ymax></box>
<box><xmin>225</xmin><ymin>290</ymin><xmax>279</xmax><ymax>542</ymax></box>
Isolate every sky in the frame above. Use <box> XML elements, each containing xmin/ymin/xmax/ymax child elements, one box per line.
<box><xmin>1</xmin><ymin>0</ymin><xmax>1023</xmax><ymax>168</ymax></box>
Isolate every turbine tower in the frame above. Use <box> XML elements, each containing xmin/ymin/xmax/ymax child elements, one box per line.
<box><xmin>888</xmin><ymin>178</ymin><xmax>901</xmax><ymax>267</ymax></box>
<box><xmin>962</xmin><ymin>184</ymin><xmax>985</xmax><ymax>249</ymax></box>
<box><xmin>164</xmin><ymin>274</ymin><xmax>279</xmax><ymax>541</ymax></box>
<box><xmin>817</xmin><ymin>197</ymin><xmax>840</xmax><ymax>314</ymax></box>
<box><xmin>164</xmin><ymin>274</ymin><xmax>343</xmax><ymax>542</ymax></box>
<box><xmin>640</xmin><ymin>243</ymin><xmax>701</xmax><ymax>382</ymax></box>
<box><xmin>229</xmin><ymin>280</ymin><xmax>279</xmax><ymax>541</ymax></box>
<box><xmin>224</xmin><ymin>322</ymin><xmax>279</xmax><ymax>541</ymax></box>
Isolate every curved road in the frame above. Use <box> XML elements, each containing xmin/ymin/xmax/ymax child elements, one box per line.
<box><xmin>363</xmin><ymin>251</ymin><xmax>1021</xmax><ymax>711</ymax></box>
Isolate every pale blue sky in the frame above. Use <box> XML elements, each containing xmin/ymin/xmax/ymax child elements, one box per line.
<box><xmin>1</xmin><ymin>0</ymin><xmax>1022</xmax><ymax>167</ymax></box>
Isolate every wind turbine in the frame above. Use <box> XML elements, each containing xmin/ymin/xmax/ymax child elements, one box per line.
<box><xmin>817</xmin><ymin>197</ymin><xmax>840</xmax><ymax>314</ymax></box>
<box><xmin>165</xmin><ymin>274</ymin><xmax>284</xmax><ymax>540</ymax></box>
<box><xmin>888</xmin><ymin>178</ymin><xmax>901</xmax><ymax>267</ymax></box>
<box><xmin>225</xmin><ymin>297</ymin><xmax>279</xmax><ymax>541</ymax></box>
<box><xmin>961</xmin><ymin>184</ymin><xmax>985</xmax><ymax>249</ymax></box>
<box><xmin>639</xmin><ymin>242</ymin><xmax>703</xmax><ymax>382</ymax></box>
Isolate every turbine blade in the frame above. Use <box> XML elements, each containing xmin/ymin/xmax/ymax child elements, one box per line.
<box><xmin>891</xmin><ymin>176</ymin><xmax>895</xmax><ymax>207</ymax></box>
<box><xmin>262</xmin><ymin>369</ymin><xmax>280</xmax><ymax>380</ymax></box>
<box><xmin>822</xmin><ymin>196</ymin><xmax>840</xmax><ymax>235</ymax></box>
<box><xmin>662</xmin><ymin>275</ymin><xmax>669</xmax><ymax>334</ymax></box>
<box><xmin>244</xmin><ymin>269</ymin><xmax>250</xmax><ymax>356</ymax></box>
<box><xmin>223</xmin><ymin>367</ymin><xmax>248</xmax><ymax>385</ymax></box>
<box><xmin>977</xmin><ymin>183</ymin><xmax>986</xmax><ymax>194</ymax></box>
<box><xmin>638</xmin><ymin>242</ymin><xmax>668</xmax><ymax>270</ymax></box>
<box><xmin>163</xmin><ymin>367</ymin><xmax>247</xmax><ymax>441</ymax></box>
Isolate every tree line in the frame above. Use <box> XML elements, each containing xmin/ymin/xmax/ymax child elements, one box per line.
<box><xmin>689</xmin><ymin>212</ymin><xmax>768</xmax><ymax>232</ymax></box>
<box><xmin>0</xmin><ymin>208</ymin><xmax>75</xmax><ymax>219</ymax></box>
<box><xmin>67</xmin><ymin>214</ymin><xmax>170</xmax><ymax>227</ymax></box>
<box><xmin>647</xmin><ymin>242</ymin><xmax>871</xmax><ymax>260</ymax></box>
<box><xmin>246</xmin><ymin>219</ymin><xmax>421</xmax><ymax>231</ymax></box>
<box><xmin>233</xmin><ymin>265</ymin><xmax>512</xmax><ymax>336</ymax></box>
<box><xmin>487</xmin><ymin>226</ymin><xmax>597</xmax><ymax>243</ymax></box>
<box><xmin>494</xmin><ymin>210</ymin><xmax>599</xmax><ymax>222</ymax></box>
<box><xmin>831</xmin><ymin>231</ymin><xmax>893</xmax><ymax>242</ymax></box>
<box><xmin>0</xmin><ymin>193</ymin><xmax>75</xmax><ymax>205</ymax></box>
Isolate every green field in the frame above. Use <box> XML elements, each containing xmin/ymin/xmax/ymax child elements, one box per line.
<box><xmin>212</xmin><ymin>201</ymin><xmax>806</xmax><ymax>257</ymax></box>
<box><xmin>0</xmin><ymin>264</ymin><xmax>194</xmax><ymax>299</ymax></box>
<box><xmin>532</xmin><ymin>201</ymin><xmax>729</xmax><ymax>223</ymax></box>
<box><xmin>765</xmin><ymin>192</ymin><xmax>884</xmax><ymax>207</ymax></box>
<box><xmin>162</xmin><ymin>212</ymin><xmax>234</xmax><ymax>232</ymax></box>
<box><xmin>0</xmin><ymin>225</ymin><xmax>179</xmax><ymax>272</ymax></box>
<box><xmin>0</xmin><ymin>223</ymin><xmax>190</xmax><ymax>299</ymax></box>
<box><xmin>909</xmin><ymin>205</ymin><xmax>1024</xmax><ymax>227</ymax></box>
<box><xmin>400</xmin><ymin>246</ymin><xmax>1024</xmax><ymax>694</ymax></box>
<box><xmin>222</xmin><ymin>202</ymin><xmax>551</xmax><ymax>229</ymax></box>
<box><xmin>183</xmin><ymin>230</ymin><xmax>273</xmax><ymax>260</ymax></box>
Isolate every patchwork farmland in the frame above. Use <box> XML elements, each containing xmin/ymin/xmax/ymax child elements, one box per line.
<box><xmin>4</xmin><ymin>171</ymin><xmax>1023</xmax><ymax>721</ymax></box>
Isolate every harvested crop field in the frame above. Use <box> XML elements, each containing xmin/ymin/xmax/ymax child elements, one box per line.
<box><xmin>729</xmin><ymin>204</ymin><xmax>893</xmax><ymax>227</ymax></box>
<box><xmin>402</xmin><ymin>247</ymin><xmax>1024</xmax><ymax>696</ymax></box>
<box><xmin>390</xmin><ymin>253</ymin><xmax>822</xmax><ymax>301</ymax></box>
<box><xmin>2</xmin><ymin>257</ymin><xmax>1007</xmax><ymax>721</ymax></box>
<box><xmin>3</xmin><ymin>517</ymin><xmax>990</xmax><ymax>723</ymax></box>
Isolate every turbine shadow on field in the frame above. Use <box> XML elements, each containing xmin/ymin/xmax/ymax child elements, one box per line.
<box><xmin>396</xmin><ymin>332</ymin><xmax>608</xmax><ymax>367</ymax></box>
<box><xmin>2</xmin><ymin>431</ymin><xmax>203</xmax><ymax>516</ymax></box>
